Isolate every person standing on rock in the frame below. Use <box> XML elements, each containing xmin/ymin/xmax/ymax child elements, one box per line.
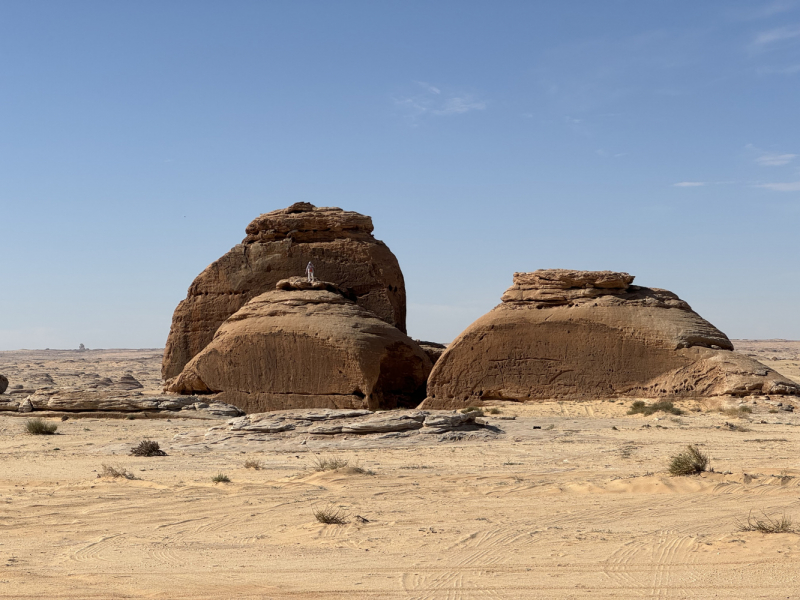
<box><xmin>306</xmin><ymin>261</ymin><xmax>316</xmax><ymax>283</ymax></box>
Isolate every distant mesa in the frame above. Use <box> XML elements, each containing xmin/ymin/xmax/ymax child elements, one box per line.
<box><xmin>167</xmin><ymin>277</ymin><xmax>432</xmax><ymax>413</ymax></box>
<box><xmin>422</xmin><ymin>269</ymin><xmax>800</xmax><ymax>409</ymax></box>
<box><xmin>162</xmin><ymin>202</ymin><xmax>406</xmax><ymax>380</ymax></box>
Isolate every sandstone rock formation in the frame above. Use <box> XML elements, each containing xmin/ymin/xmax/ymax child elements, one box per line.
<box><xmin>0</xmin><ymin>389</ymin><xmax>242</xmax><ymax>417</ymax></box>
<box><xmin>0</xmin><ymin>374</ymin><xmax>7</xmax><ymax>395</ymax></box>
<box><xmin>167</xmin><ymin>278</ymin><xmax>432</xmax><ymax>413</ymax></box>
<box><xmin>416</xmin><ymin>341</ymin><xmax>448</xmax><ymax>365</ymax></box>
<box><xmin>423</xmin><ymin>270</ymin><xmax>800</xmax><ymax>409</ymax></box>
<box><xmin>162</xmin><ymin>203</ymin><xmax>406</xmax><ymax>380</ymax></box>
<box><xmin>222</xmin><ymin>408</ymin><xmax>486</xmax><ymax>437</ymax></box>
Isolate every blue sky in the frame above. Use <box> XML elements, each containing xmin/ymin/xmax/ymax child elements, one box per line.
<box><xmin>1</xmin><ymin>1</ymin><xmax>799</xmax><ymax>350</ymax></box>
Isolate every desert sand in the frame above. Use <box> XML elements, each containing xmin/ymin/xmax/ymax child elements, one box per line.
<box><xmin>0</xmin><ymin>346</ymin><xmax>799</xmax><ymax>599</ymax></box>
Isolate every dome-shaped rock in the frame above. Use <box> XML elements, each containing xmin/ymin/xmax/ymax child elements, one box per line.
<box><xmin>162</xmin><ymin>203</ymin><xmax>406</xmax><ymax>380</ymax></box>
<box><xmin>423</xmin><ymin>269</ymin><xmax>800</xmax><ymax>408</ymax></box>
<box><xmin>167</xmin><ymin>278</ymin><xmax>432</xmax><ymax>413</ymax></box>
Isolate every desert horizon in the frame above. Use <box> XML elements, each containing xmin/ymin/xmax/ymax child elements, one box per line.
<box><xmin>4</xmin><ymin>2</ymin><xmax>800</xmax><ymax>598</ymax></box>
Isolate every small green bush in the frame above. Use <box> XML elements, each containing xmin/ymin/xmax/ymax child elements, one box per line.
<box><xmin>212</xmin><ymin>473</ymin><xmax>230</xmax><ymax>483</ymax></box>
<box><xmin>130</xmin><ymin>440</ymin><xmax>166</xmax><ymax>457</ymax></box>
<box><xmin>25</xmin><ymin>418</ymin><xmax>57</xmax><ymax>435</ymax></box>
<box><xmin>461</xmin><ymin>406</ymin><xmax>484</xmax><ymax>416</ymax></box>
<box><xmin>628</xmin><ymin>400</ymin><xmax>683</xmax><ymax>416</ymax></box>
<box><xmin>668</xmin><ymin>445</ymin><xmax>709</xmax><ymax>476</ymax></box>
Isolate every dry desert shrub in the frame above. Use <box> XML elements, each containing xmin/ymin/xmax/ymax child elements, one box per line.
<box><xmin>461</xmin><ymin>406</ymin><xmax>484</xmax><ymax>416</ymax></box>
<box><xmin>628</xmin><ymin>400</ymin><xmax>683</xmax><ymax>416</ymax></box>
<box><xmin>719</xmin><ymin>406</ymin><xmax>752</xmax><ymax>418</ymax></box>
<box><xmin>486</xmin><ymin>407</ymin><xmax>502</xmax><ymax>415</ymax></box>
<box><xmin>99</xmin><ymin>464</ymin><xmax>136</xmax><ymax>480</ymax></box>
<box><xmin>737</xmin><ymin>511</ymin><xmax>795</xmax><ymax>534</ymax></box>
<box><xmin>349</xmin><ymin>461</ymin><xmax>376</xmax><ymax>475</ymax></box>
<box><xmin>313</xmin><ymin>503</ymin><xmax>349</xmax><ymax>525</ymax></box>
<box><xmin>668</xmin><ymin>445</ymin><xmax>709</xmax><ymax>476</ymax></box>
<box><xmin>244</xmin><ymin>459</ymin><xmax>263</xmax><ymax>470</ymax></box>
<box><xmin>130</xmin><ymin>440</ymin><xmax>166</xmax><ymax>457</ymax></box>
<box><xmin>25</xmin><ymin>418</ymin><xmax>58</xmax><ymax>435</ymax></box>
<box><xmin>311</xmin><ymin>455</ymin><xmax>349</xmax><ymax>471</ymax></box>
<box><xmin>723</xmin><ymin>421</ymin><xmax>751</xmax><ymax>432</ymax></box>
<box><xmin>212</xmin><ymin>473</ymin><xmax>230</xmax><ymax>483</ymax></box>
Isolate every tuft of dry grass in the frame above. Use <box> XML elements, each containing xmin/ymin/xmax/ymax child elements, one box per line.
<box><xmin>486</xmin><ymin>407</ymin><xmax>502</xmax><ymax>415</ymax></box>
<box><xmin>99</xmin><ymin>464</ymin><xmax>136</xmax><ymax>480</ymax></box>
<box><xmin>628</xmin><ymin>400</ymin><xmax>683</xmax><ymax>416</ymax></box>
<box><xmin>26</xmin><ymin>418</ymin><xmax>57</xmax><ymax>435</ymax></box>
<box><xmin>311</xmin><ymin>455</ymin><xmax>349</xmax><ymax>471</ymax></box>
<box><xmin>349</xmin><ymin>461</ymin><xmax>376</xmax><ymax>475</ymax></box>
<box><xmin>719</xmin><ymin>406</ymin><xmax>752</xmax><ymax>418</ymax></box>
<box><xmin>737</xmin><ymin>510</ymin><xmax>794</xmax><ymax>533</ymax></box>
<box><xmin>313</xmin><ymin>503</ymin><xmax>349</xmax><ymax>525</ymax></box>
<box><xmin>460</xmin><ymin>406</ymin><xmax>484</xmax><ymax>416</ymax></box>
<box><xmin>723</xmin><ymin>421</ymin><xmax>751</xmax><ymax>432</ymax></box>
<box><xmin>668</xmin><ymin>445</ymin><xmax>709</xmax><ymax>476</ymax></box>
<box><xmin>244</xmin><ymin>459</ymin><xmax>263</xmax><ymax>470</ymax></box>
<box><xmin>130</xmin><ymin>440</ymin><xmax>166</xmax><ymax>457</ymax></box>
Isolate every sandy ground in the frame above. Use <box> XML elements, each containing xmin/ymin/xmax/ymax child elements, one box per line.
<box><xmin>0</xmin><ymin>345</ymin><xmax>799</xmax><ymax>599</ymax></box>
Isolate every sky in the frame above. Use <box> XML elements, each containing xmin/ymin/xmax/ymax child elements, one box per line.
<box><xmin>1</xmin><ymin>0</ymin><xmax>799</xmax><ymax>350</ymax></box>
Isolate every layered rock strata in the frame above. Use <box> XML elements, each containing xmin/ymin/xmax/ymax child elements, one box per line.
<box><xmin>0</xmin><ymin>389</ymin><xmax>242</xmax><ymax>417</ymax></box>
<box><xmin>163</xmin><ymin>202</ymin><xmax>406</xmax><ymax>380</ymax></box>
<box><xmin>423</xmin><ymin>269</ymin><xmax>800</xmax><ymax>409</ymax></box>
<box><xmin>221</xmin><ymin>408</ymin><xmax>485</xmax><ymax>437</ymax></box>
<box><xmin>167</xmin><ymin>278</ymin><xmax>432</xmax><ymax>413</ymax></box>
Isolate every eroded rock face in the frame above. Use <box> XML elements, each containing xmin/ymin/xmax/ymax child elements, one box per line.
<box><xmin>0</xmin><ymin>389</ymin><xmax>243</xmax><ymax>416</ymax></box>
<box><xmin>423</xmin><ymin>270</ymin><xmax>800</xmax><ymax>408</ymax></box>
<box><xmin>162</xmin><ymin>203</ymin><xmax>406</xmax><ymax>380</ymax></box>
<box><xmin>223</xmin><ymin>408</ymin><xmax>483</xmax><ymax>437</ymax></box>
<box><xmin>167</xmin><ymin>278</ymin><xmax>432</xmax><ymax>413</ymax></box>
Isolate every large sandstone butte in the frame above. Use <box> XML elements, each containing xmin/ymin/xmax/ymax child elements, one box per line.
<box><xmin>167</xmin><ymin>278</ymin><xmax>432</xmax><ymax>413</ymax></box>
<box><xmin>162</xmin><ymin>203</ymin><xmax>406</xmax><ymax>380</ymax></box>
<box><xmin>423</xmin><ymin>269</ymin><xmax>800</xmax><ymax>409</ymax></box>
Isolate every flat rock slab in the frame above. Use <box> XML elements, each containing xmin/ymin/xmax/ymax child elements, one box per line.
<box><xmin>0</xmin><ymin>390</ymin><xmax>243</xmax><ymax>418</ymax></box>
<box><xmin>177</xmin><ymin>408</ymin><xmax>496</xmax><ymax>450</ymax></box>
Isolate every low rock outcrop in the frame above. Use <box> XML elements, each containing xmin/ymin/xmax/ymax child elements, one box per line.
<box><xmin>163</xmin><ymin>203</ymin><xmax>406</xmax><ymax>380</ymax></box>
<box><xmin>222</xmin><ymin>408</ymin><xmax>485</xmax><ymax>437</ymax></box>
<box><xmin>0</xmin><ymin>374</ymin><xmax>7</xmax><ymax>395</ymax></box>
<box><xmin>0</xmin><ymin>390</ymin><xmax>242</xmax><ymax>417</ymax></box>
<box><xmin>423</xmin><ymin>270</ymin><xmax>800</xmax><ymax>409</ymax></box>
<box><xmin>167</xmin><ymin>278</ymin><xmax>432</xmax><ymax>413</ymax></box>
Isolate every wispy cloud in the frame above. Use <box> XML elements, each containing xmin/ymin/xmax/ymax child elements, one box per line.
<box><xmin>756</xmin><ymin>63</ymin><xmax>800</xmax><ymax>74</ymax></box>
<box><xmin>755</xmin><ymin>153</ymin><xmax>797</xmax><ymax>166</ymax></box>
<box><xmin>673</xmin><ymin>181</ymin><xmax>706</xmax><ymax>187</ymax></box>
<box><xmin>752</xmin><ymin>25</ymin><xmax>800</xmax><ymax>46</ymax></box>
<box><xmin>395</xmin><ymin>82</ymin><xmax>486</xmax><ymax>123</ymax></box>
<box><xmin>730</xmin><ymin>1</ymin><xmax>799</xmax><ymax>21</ymax></box>
<box><xmin>758</xmin><ymin>181</ymin><xmax>800</xmax><ymax>191</ymax></box>
<box><xmin>746</xmin><ymin>143</ymin><xmax>797</xmax><ymax>166</ymax></box>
